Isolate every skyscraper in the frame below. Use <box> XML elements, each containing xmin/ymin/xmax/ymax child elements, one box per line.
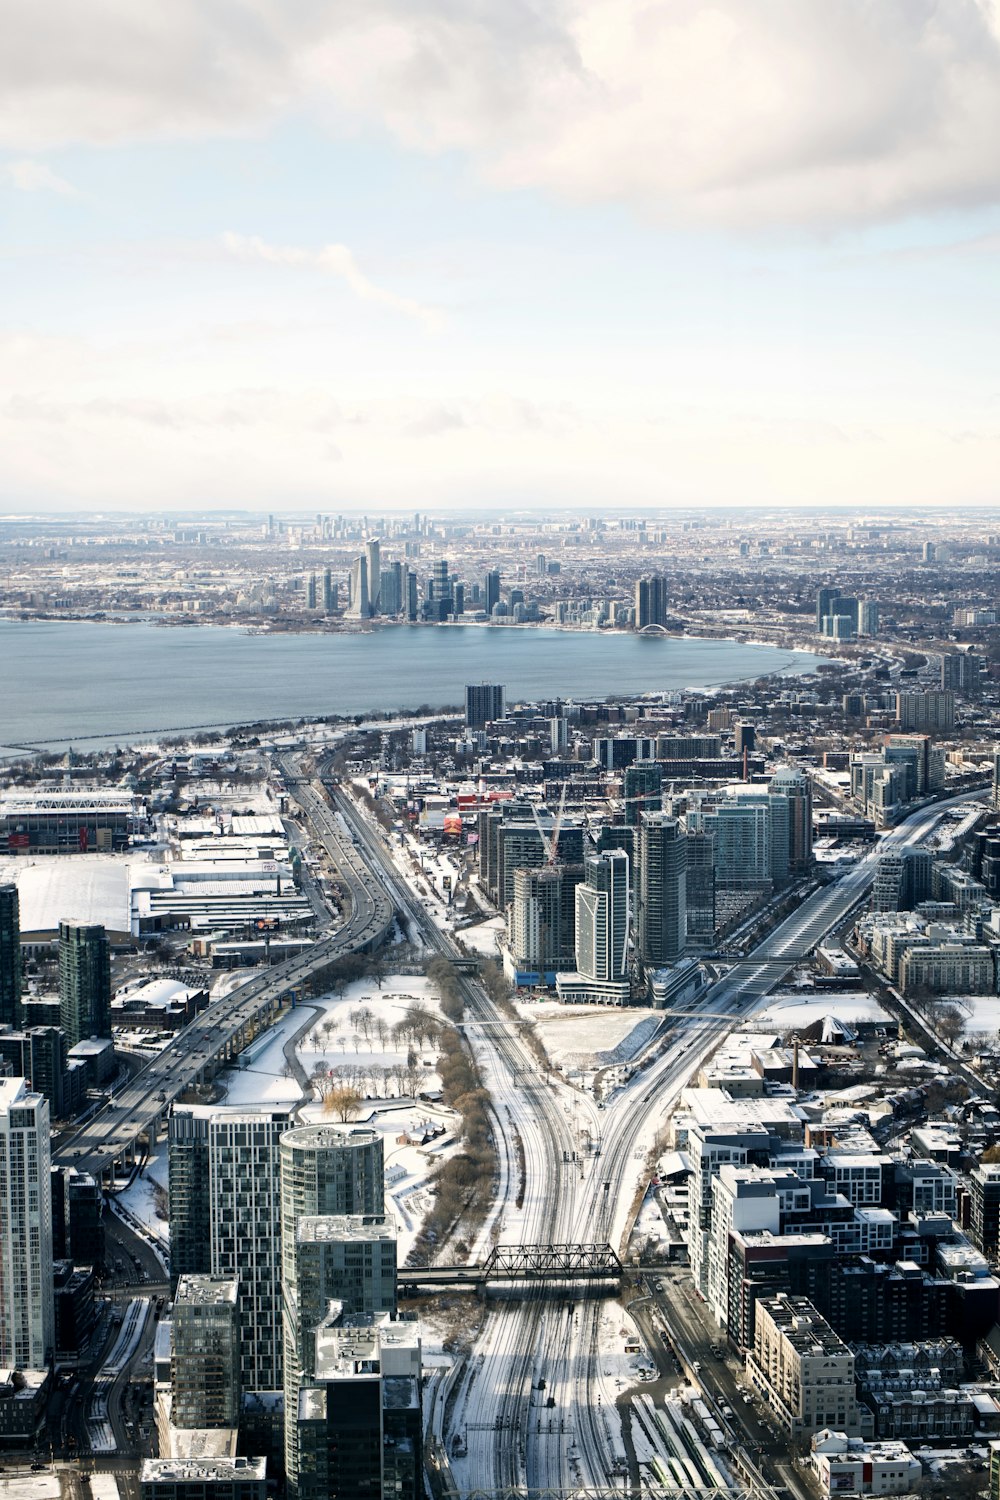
<box><xmin>0</xmin><ymin>883</ymin><xmax>21</xmax><ymax>1029</ymax></box>
<box><xmin>379</xmin><ymin>562</ymin><xmax>402</xmax><ymax>617</ymax></box>
<box><xmin>623</xmin><ymin>763</ymin><xmax>663</xmax><ymax>827</ymax></box>
<box><xmin>508</xmin><ymin>865</ymin><xmax>580</xmax><ymax>978</ymax></box>
<box><xmin>0</xmin><ymin>1077</ymin><xmax>54</xmax><ymax>1369</ymax></box>
<box><xmin>485</xmin><ymin>569</ymin><xmax>501</xmax><ymax>615</ymax></box>
<box><xmin>294</xmin><ymin>1216</ymin><xmax>397</xmax><ymax>1318</ymax></box>
<box><xmin>365</xmin><ymin>538</ymin><xmax>381</xmax><ymax>614</ymax></box>
<box><xmin>465</xmin><ymin>683</ymin><xmax>505</xmax><ymax>728</ymax></box>
<box><xmin>297</xmin><ymin>1315</ymin><xmax>422</xmax><ymax>1500</ymax></box>
<box><xmin>895</xmin><ymin>690</ymin><xmax>955</xmax><ymax>734</ymax></box>
<box><xmin>167</xmin><ymin>1108</ymin><xmax>211</xmax><ymax>1289</ymax></box>
<box><xmin>58</xmin><ymin>921</ymin><xmax>111</xmax><ymax>1046</ymax></box>
<box><xmin>322</xmin><ymin>566</ymin><xmax>334</xmax><ymax>614</ymax></box>
<box><xmin>858</xmin><ymin>600</ymin><xmax>880</xmax><ymax>637</ymax></box>
<box><xmin>684</xmin><ymin>829</ymin><xmax>716</xmax><ymax>946</ymax></box>
<box><xmin>634</xmin><ymin>575</ymin><xmax>668</xmax><ymax>631</ymax></box>
<box><xmin>816</xmin><ymin>586</ymin><xmax>840</xmax><ymax>633</ymax></box>
<box><xmin>347</xmin><ymin>556</ymin><xmax>369</xmax><ymax>619</ymax></box>
<box><xmin>169</xmin><ymin>1103</ymin><xmax>294</xmax><ymax>1394</ymax></box>
<box><xmin>699</xmin><ymin>798</ymin><xmax>772</xmax><ymax>892</ymax></box>
<box><xmin>171</xmin><ymin>1275</ymin><xmax>242</xmax><ymax>1429</ymax></box>
<box><xmin>941</xmin><ymin>650</ymin><xmax>981</xmax><ymax>696</ymax></box>
<box><xmin>635</xmin><ymin>814</ymin><xmax>687</xmax><ymax>971</ymax></box>
<box><xmin>573</xmin><ymin>850</ymin><xmax>630</xmax><ymax>996</ymax></box>
<box><xmin>280</xmin><ymin>1126</ymin><xmax>385</xmax><ymax>1494</ymax></box>
<box><xmin>769</xmin><ymin>767</ymin><xmax>813</xmax><ymax>874</ymax></box>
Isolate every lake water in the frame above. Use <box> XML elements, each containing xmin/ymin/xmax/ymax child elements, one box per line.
<box><xmin>0</xmin><ymin>618</ymin><xmax>827</xmax><ymax>750</ymax></box>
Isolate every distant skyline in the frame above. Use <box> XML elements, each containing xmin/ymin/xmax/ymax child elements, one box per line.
<box><xmin>3</xmin><ymin>1</ymin><xmax>1000</xmax><ymax>512</ymax></box>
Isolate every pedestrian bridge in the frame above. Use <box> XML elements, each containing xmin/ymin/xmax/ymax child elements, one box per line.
<box><xmin>397</xmin><ymin>1243</ymin><xmax>622</xmax><ymax>1293</ymax></box>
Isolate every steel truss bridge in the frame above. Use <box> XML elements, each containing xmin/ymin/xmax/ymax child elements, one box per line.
<box><xmin>398</xmin><ymin>1243</ymin><xmax>621</xmax><ymax>1293</ymax></box>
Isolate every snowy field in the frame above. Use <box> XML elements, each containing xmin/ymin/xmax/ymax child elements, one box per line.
<box><xmin>515</xmin><ymin>1001</ymin><xmax>661</xmax><ymax>1069</ymax></box>
<box><xmin>460</xmin><ymin>915</ymin><xmax>506</xmax><ymax>956</ymax></box>
<box><xmin>757</xmin><ymin>989</ymin><xmax>891</xmax><ymax>1030</ymax></box>
<box><xmin>949</xmin><ymin>994</ymin><xmax>1000</xmax><ymax>1039</ymax></box>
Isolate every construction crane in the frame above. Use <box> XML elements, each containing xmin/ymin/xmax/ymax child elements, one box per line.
<box><xmin>530</xmin><ymin>782</ymin><xmax>568</xmax><ymax>867</ymax></box>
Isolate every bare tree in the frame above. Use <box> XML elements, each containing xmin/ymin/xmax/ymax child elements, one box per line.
<box><xmin>323</xmin><ymin>1084</ymin><xmax>363</xmax><ymax>1122</ymax></box>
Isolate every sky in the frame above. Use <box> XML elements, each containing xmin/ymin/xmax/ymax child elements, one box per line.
<box><xmin>3</xmin><ymin>0</ymin><xmax>1000</xmax><ymax>514</ymax></box>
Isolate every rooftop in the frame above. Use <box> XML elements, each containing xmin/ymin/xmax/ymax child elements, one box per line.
<box><xmin>296</xmin><ymin>1214</ymin><xmax>395</xmax><ymax>1245</ymax></box>
<box><xmin>174</xmin><ymin>1275</ymin><xmax>239</xmax><ymax>1308</ymax></box>
<box><xmin>140</xmin><ymin>1458</ymin><xmax>265</xmax><ymax>1484</ymax></box>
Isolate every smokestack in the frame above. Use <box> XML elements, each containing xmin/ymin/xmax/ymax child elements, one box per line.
<box><xmin>792</xmin><ymin>1037</ymin><xmax>799</xmax><ymax>1091</ymax></box>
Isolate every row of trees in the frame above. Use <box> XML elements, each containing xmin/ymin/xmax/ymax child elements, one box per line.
<box><xmin>312</xmin><ymin>1059</ymin><xmax>425</xmax><ymax>1118</ymax></box>
<box><xmin>303</xmin><ymin>1002</ymin><xmax>442</xmax><ymax>1056</ymax></box>
<box><xmin>409</xmin><ymin>961</ymin><xmax>498</xmax><ymax>1262</ymax></box>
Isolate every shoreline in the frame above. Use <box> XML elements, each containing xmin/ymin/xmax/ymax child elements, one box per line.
<box><xmin>0</xmin><ymin>616</ymin><xmax>833</xmax><ymax>756</ymax></box>
<box><xmin>0</xmin><ymin>609</ymin><xmax>834</xmax><ymax>659</ymax></box>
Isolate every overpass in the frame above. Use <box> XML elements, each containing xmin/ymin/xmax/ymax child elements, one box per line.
<box><xmin>53</xmin><ymin>774</ymin><xmax>395</xmax><ymax>1179</ymax></box>
<box><xmin>398</xmin><ymin>1243</ymin><xmax>622</xmax><ymax>1293</ymax></box>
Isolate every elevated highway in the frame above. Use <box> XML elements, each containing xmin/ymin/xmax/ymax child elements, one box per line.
<box><xmin>54</xmin><ymin>773</ymin><xmax>395</xmax><ymax>1178</ymax></box>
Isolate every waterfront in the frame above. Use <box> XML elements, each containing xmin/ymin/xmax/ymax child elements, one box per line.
<box><xmin>0</xmin><ymin>618</ymin><xmax>827</xmax><ymax>750</ymax></box>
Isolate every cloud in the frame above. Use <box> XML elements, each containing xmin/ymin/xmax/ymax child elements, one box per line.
<box><xmin>4</xmin><ymin>3</ymin><xmax>1000</xmax><ymax>228</ymax></box>
<box><xmin>221</xmin><ymin>232</ymin><xmax>443</xmax><ymax>329</ymax></box>
<box><xmin>2</xmin><ymin>157</ymin><xmax>80</xmax><ymax>195</ymax></box>
<box><xmin>5</xmin><ymin>2</ymin><xmax>1000</xmax><ymax>228</ymax></box>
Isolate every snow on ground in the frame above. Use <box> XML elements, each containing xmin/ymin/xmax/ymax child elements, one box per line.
<box><xmin>147</xmin><ymin>1147</ymin><xmax>169</xmax><ymax>1190</ymax></box>
<box><xmin>631</xmin><ymin>1186</ymin><xmax>672</xmax><ymax>1253</ymax></box>
<box><xmin>951</xmin><ymin>994</ymin><xmax>1000</xmax><ymax>1038</ymax></box>
<box><xmin>219</xmin><ymin>1005</ymin><xmax>305</xmax><ymax>1107</ymax></box>
<box><xmin>293</xmin><ymin>977</ymin><xmax>446</xmax><ymax>1096</ymax></box>
<box><xmin>595</xmin><ymin>1302</ymin><xmax>657</xmax><ymax>1401</ymax></box>
<box><xmin>179</xmin><ymin>778</ymin><xmax>277</xmax><ymax>814</ymax></box>
<box><xmin>211</xmin><ymin>967</ymin><xmax>258</xmax><ymax>1000</ymax></box>
<box><xmin>116</xmin><ymin>1172</ymin><xmax>169</xmax><ymax>1247</ymax></box>
<box><xmin>0</xmin><ymin>1476</ymin><xmax>62</xmax><ymax>1500</ymax></box>
<box><xmin>460</xmin><ymin>915</ymin><xmax>505</xmax><ymax>956</ymax></box>
<box><xmin>757</xmin><ymin>989</ymin><xmax>891</xmax><ymax>1030</ymax></box>
<box><xmin>515</xmin><ymin>1001</ymin><xmax>660</xmax><ymax>1070</ymax></box>
<box><xmin>212</xmin><ymin>973</ymin><xmax>465</xmax><ymax>1263</ymax></box>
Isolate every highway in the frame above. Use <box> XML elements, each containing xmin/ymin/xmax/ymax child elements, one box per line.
<box><xmin>53</xmin><ymin>777</ymin><xmax>395</xmax><ymax>1177</ymax></box>
<box><xmin>325</xmin><ymin>768</ymin><xmax>988</xmax><ymax>1494</ymax></box>
<box><xmin>316</xmin><ymin>774</ymin><xmax>595</xmax><ymax>1493</ymax></box>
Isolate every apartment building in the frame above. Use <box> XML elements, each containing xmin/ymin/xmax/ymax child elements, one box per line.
<box><xmin>747</xmin><ymin>1294</ymin><xmax>862</xmax><ymax>1441</ymax></box>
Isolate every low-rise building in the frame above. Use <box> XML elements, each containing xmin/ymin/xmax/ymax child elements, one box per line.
<box><xmin>811</xmin><ymin>1430</ymin><xmax>920</xmax><ymax>1497</ymax></box>
<box><xmin>139</xmin><ymin>1457</ymin><xmax>266</xmax><ymax>1500</ymax></box>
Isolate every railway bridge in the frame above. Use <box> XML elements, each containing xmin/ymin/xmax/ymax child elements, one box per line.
<box><xmin>398</xmin><ymin>1243</ymin><xmax>622</xmax><ymax>1294</ymax></box>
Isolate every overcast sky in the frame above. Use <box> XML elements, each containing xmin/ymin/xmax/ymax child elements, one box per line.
<box><xmin>3</xmin><ymin>0</ymin><xmax>1000</xmax><ymax>513</ymax></box>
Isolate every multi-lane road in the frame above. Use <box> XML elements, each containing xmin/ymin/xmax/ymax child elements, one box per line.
<box><xmin>53</xmin><ymin>775</ymin><xmax>394</xmax><ymax>1176</ymax></box>
<box><xmin>327</xmin><ymin>770</ymin><xmax>988</xmax><ymax>1494</ymax></box>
